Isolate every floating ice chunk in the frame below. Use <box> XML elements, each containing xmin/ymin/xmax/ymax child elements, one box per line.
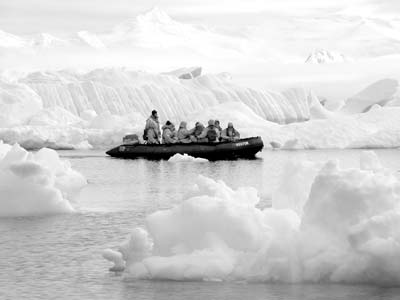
<box><xmin>282</xmin><ymin>138</ymin><xmax>298</xmax><ymax>149</ymax></box>
<box><xmin>270</xmin><ymin>141</ymin><xmax>281</xmax><ymax>149</ymax></box>
<box><xmin>102</xmin><ymin>249</ymin><xmax>125</xmax><ymax>272</ymax></box>
<box><xmin>168</xmin><ymin>153</ymin><xmax>208</xmax><ymax>163</ymax></box>
<box><xmin>106</xmin><ymin>152</ymin><xmax>400</xmax><ymax>285</ymax></box>
<box><xmin>106</xmin><ymin>175</ymin><xmax>296</xmax><ymax>280</ymax></box>
<box><xmin>0</xmin><ymin>142</ymin><xmax>86</xmax><ymax>217</ymax></box>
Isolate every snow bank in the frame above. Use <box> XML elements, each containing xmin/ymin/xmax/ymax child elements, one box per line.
<box><xmin>0</xmin><ymin>141</ymin><xmax>86</xmax><ymax>217</ymax></box>
<box><xmin>104</xmin><ymin>152</ymin><xmax>400</xmax><ymax>285</ymax></box>
<box><xmin>168</xmin><ymin>154</ymin><xmax>208</xmax><ymax>163</ymax></box>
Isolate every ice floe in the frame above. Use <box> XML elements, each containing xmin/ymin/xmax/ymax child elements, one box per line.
<box><xmin>0</xmin><ymin>141</ymin><xmax>86</xmax><ymax>217</ymax></box>
<box><xmin>104</xmin><ymin>152</ymin><xmax>400</xmax><ymax>285</ymax></box>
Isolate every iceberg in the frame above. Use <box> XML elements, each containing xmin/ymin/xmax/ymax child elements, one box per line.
<box><xmin>0</xmin><ymin>141</ymin><xmax>87</xmax><ymax>217</ymax></box>
<box><xmin>104</xmin><ymin>152</ymin><xmax>400</xmax><ymax>285</ymax></box>
<box><xmin>0</xmin><ymin>80</ymin><xmax>43</xmax><ymax>127</ymax></box>
<box><xmin>342</xmin><ymin>78</ymin><xmax>400</xmax><ymax>113</ymax></box>
<box><xmin>15</xmin><ymin>68</ymin><xmax>319</xmax><ymax>124</ymax></box>
<box><xmin>168</xmin><ymin>153</ymin><xmax>208</xmax><ymax>163</ymax></box>
<box><xmin>1</xmin><ymin>68</ymin><xmax>400</xmax><ymax>150</ymax></box>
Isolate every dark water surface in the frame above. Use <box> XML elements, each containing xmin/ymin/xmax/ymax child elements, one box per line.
<box><xmin>1</xmin><ymin>149</ymin><xmax>400</xmax><ymax>299</ymax></box>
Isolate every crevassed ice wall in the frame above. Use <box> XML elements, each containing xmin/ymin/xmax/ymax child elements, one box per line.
<box><xmin>18</xmin><ymin>69</ymin><xmax>317</xmax><ymax>124</ymax></box>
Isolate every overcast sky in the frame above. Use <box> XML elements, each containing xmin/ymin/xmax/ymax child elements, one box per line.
<box><xmin>1</xmin><ymin>0</ymin><xmax>400</xmax><ymax>35</ymax></box>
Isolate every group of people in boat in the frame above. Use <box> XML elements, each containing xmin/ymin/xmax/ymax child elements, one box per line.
<box><xmin>144</xmin><ymin>110</ymin><xmax>240</xmax><ymax>144</ymax></box>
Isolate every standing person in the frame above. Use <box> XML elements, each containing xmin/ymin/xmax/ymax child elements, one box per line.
<box><xmin>221</xmin><ymin>122</ymin><xmax>240</xmax><ymax>141</ymax></box>
<box><xmin>162</xmin><ymin>121</ymin><xmax>178</xmax><ymax>144</ymax></box>
<box><xmin>177</xmin><ymin>121</ymin><xmax>193</xmax><ymax>143</ymax></box>
<box><xmin>144</xmin><ymin>110</ymin><xmax>161</xmax><ymax>144</ymax></box>
<box><xmin>198</xmin><ymin>119</ymin><xmax>220</xmax><ymax>143</ymax></box>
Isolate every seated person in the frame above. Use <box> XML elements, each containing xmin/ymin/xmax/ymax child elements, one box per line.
<box><xmin>221</xmin><ymin>122</ymin><xmax>240</xmax><ymax>141</ymax></box>
<box><xmin>215</xmin><ymin>120</ymin><xmax>222</xmax><ymax>132</ymax></box>
<box><xmin>190</xmin><ymin>122</ymin><xmax>205</xmax><ymax>142</ymax></box>
<box><xmin>198</xmin><ymin>119</ymin><xmax>220</xmax><ymax>143</ymax></box>
<box><xmin>177</xmin><ymin>121</ymin><xmax>193</xmax><ymax>143</ymax></box>
<box><xmin>162</xmin><ymin>121</ymin><xmax>178</xmax><ymax>144</ymax></box>
<box><xmin>215</xmin><ymin>120</ymin><xmax>223</xmax><ymax>141</ymax></box>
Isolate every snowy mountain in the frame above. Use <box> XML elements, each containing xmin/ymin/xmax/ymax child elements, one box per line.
<box><xmin>30</xmin><ymin>33</ymin><xmax>70</xmax><ymax>48</ymax></box>
<box><xmin>305</xmin><ymin>49</ymin><xmax>347</xmax><ymax>64</ymax></box>
<box><xmin>103</xmin><ymin>6</ymin><xmax>247</xmax><ymax>59</ymax></box>
<box><xmin>2</xmin><ymin>7</ymin><xmax>400</xmax><ymax>71</ymax></box>
<box><xmin>0</xmin><ymin>30</ymin><xmax>27</xmax><ymax>48</ymax></box>
<box><xmin>75</xmin><ymin>31</ymin><xmax>106</xmax><ymax>49</ymax></box>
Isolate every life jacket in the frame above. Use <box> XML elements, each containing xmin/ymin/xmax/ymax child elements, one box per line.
<box><xmin>227</xmin><ymin>128</ymin><xmax>237</xmax><ymax>137</ymax></box>
<box><xmin>206</xmin><ymin>126</ymin><xmax>218</xmax><ymax>142</ymax></box>
<box><xmin>177</xmin><ymin>128</ymin><xmax>188</xmax><ymax>140</ymax></box>
<box><xmin>194</xmin><ymin>125</ymin><xmax>204</xmax><ymax>137</ymax></box>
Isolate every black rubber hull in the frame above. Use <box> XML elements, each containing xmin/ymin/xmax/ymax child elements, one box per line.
<box><xmin>106</xmin><ymin>137</ymin><xmax>264</xmax><ymax>160</ymax></box>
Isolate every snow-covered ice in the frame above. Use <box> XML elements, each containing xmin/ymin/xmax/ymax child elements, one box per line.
<box><xmin>1</xmin><ymin>66</ymin><xmax>400</xmax><ymax>150</ymax></box>
<box><xmin>168</xmin><ymin>154</ymin><xmax>208</xmax><ymax>163</ymax></box>
<box><xmin>342</xmin><ymin>78</ymin><xmax>400</xmax><ymax>113</ymax></box>
<box><xmin>0</xmin><ymin>141</ymin><xmax>86</xmax><ymax>217</ymax></box>
<box><xmin>104</xmin><ymin>152</ymin><xmax>400</xmax><ymax>285</ymax></box>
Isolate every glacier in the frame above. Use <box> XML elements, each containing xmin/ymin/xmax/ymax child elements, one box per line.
<box><xmin>0</xmin><ymin>68</ymin><xmax>331</xmax><ymax>149</ymax></box>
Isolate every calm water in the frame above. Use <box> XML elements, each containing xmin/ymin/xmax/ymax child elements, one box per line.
<box><xmin>1</xmin><ymin>149</ymin><xmax>400</xmax><ymax>300</ymax></box>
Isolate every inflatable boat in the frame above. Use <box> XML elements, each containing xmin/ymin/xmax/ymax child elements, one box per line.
<box><xmin>106</xmin><ymin>137</ymin><xmax>264</xmax><ymax>160</ymax></box>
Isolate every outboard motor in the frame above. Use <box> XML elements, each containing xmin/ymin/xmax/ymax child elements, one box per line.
<box><xmin>122</xmin><ymin>134</ymin><xmax>139</xmax><ymax>145</ymax></box>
